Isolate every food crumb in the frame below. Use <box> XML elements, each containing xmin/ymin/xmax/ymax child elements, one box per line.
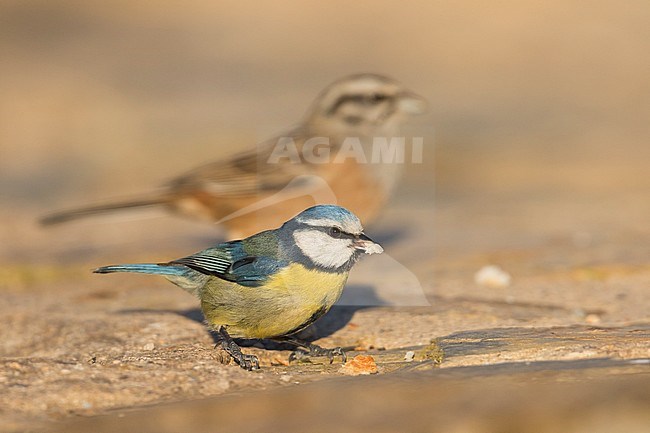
<box><xmin>338</xmin><ymin>355</ymin><xmax>378</xmax><ymax>375</ymax></box>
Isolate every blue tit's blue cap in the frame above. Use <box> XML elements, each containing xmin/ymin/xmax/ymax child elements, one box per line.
<box><xmin>292</xmin><ymin>205</ymin><xmax>363</xmax><ymax>234</ymax></box>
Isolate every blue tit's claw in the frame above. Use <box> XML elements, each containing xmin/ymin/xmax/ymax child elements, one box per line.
<box><xmin>217</xmin><ymin>326</ymin><xmax>259</xmax><ymax>371</ymax></box>
<box><xmin>330</xmin><ymin>347</ymin><xmax>347</xmax><ymax>364</ymax></box>
<box><xmin>288</xmin><ymin>350</ymin><xmax>310</xmax><ymax>363</ymax></box>
<box><xmin>319</xmin><ymin>346</ymin><xmax>346</xmax><ymax>364</ymax></box>
<box><xmin>238</xmin><ymin>353</ymin><xmax>260</xmax><ymax>371</ymax></box>
<box><xmin>222</xmin><ymin>341</ymin><xmax>259</xmax><ymax>371</ymax></box>
<box><xmin>288</xmin><ymin>344</ymin><xmax>346</xmax><ymax>364</ymax></box>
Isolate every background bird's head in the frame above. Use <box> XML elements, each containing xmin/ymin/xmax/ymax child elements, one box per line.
<box><xmin>279</xmin><ymin>205</ymin><xmax>383</xmax><ymax>272</ymax></box>
<box><xmin>305</xmin><ymin>74</ymin><xmax>427</xmax><ymax>138</ymax></box>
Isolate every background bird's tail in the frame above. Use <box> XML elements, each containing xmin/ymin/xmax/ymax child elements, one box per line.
<box><xmin>39</xmin><ymin>197</ymin><xmax>166</xmax><ymax>226</ymax></box>
<box><xmin>93</xmin><ymin>263</ymin><xmax>183</xmax><ymax>276</ymax></box>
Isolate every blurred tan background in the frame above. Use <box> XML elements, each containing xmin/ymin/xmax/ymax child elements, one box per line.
<box><xmin>2</xmin><ymin>0</ymin><xmax>648</xmax><ymax>215</ymax></box>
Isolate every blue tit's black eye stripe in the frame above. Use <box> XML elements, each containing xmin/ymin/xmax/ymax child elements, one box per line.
<box><xmin>295</xmin><ymin>221</ymin><xmax>356</xmax><ymax>239</ymax></box>
<box><xmin>329</xmin><ymin>227</ymin><xmax>342</xmax><ymax>238</ymax></box>
<box><xmin>328</xmin><ymin>226</ymin><xmax>356</xmax><ymax>239</ymax></box>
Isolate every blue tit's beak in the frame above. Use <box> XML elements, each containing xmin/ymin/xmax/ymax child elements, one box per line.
<box><xmin>353</xmin><ymin>233</ymin><xmax>384</xmax><ymax>255</ymax></box>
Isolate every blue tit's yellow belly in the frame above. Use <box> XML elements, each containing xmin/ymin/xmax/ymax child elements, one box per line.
<box><xmin>200</xmin><ymin>263</ymin><xmax>350</xmax><ymax>339</ymax></box>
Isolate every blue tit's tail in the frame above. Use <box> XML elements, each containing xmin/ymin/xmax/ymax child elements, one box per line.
<box><xmin>94</xmin><ymin>263</ymin><xmax>207</xmax><ymax>296</ymax></box>
<box><xmin>93</xmin><ymin>263</ymin><xmax>183</xmax><ymax>276</ymax></box>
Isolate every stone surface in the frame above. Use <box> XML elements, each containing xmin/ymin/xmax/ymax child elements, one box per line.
<box><xmin>46</xmin><ymin>360</ymin><xmax>650</xmax><ymax>433</ymax></box>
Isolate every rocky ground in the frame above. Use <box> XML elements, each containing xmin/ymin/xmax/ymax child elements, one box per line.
<box><xmin>1</xmin><ymin>143</ymin><xmax>649</xmax><ymax>431</ymax></box>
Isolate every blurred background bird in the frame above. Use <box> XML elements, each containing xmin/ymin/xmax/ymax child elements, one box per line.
<box><xmin>94</xmin><ymin>205</ymin><xmax>384</xmax><ymax>370</ymax></box>
<box><xmin>40</xmin><ymin>74</ymin><xmax>426</xmax><ymax>238</ymax></box>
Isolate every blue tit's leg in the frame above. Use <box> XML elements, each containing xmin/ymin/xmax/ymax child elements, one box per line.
<box><xmin>279</xmin><ymin>336</ymin><xmax>347</xmax><ymax>364</ymax></box>
<box><xmin>217</xmin><ymin>327</ymin><xmax>259</xmax><ymax>371</ymax></box>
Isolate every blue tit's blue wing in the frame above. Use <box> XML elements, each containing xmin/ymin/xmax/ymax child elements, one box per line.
<box><xmin>227</xmin><ymin>255</ymin><xmax>286</xmax><ymax>287</ymax></box>
<box><xmin>170</xmin><ymin>244</ymin><xmax>234</xmax><ymax>276</ymax></box>
<box><xmin>169</xmin><ymin>241</ymin><xmax>287</xmax><ymax>287</ymax></box>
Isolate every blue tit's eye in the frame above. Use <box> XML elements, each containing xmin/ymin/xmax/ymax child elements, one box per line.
<box><xmin>329</xmin><ymin>227</ymin><xmax>342</xmax><ymax>238</ymax></box>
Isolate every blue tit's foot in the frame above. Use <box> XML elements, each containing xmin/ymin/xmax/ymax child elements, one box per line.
<box><xmin>217</xmin><ymin>327</ymin><xmax>260</xmax><ymax>371</ymax></box>
<box><xmin>287</xmin><ymin>341</ymin><xmax>347</xmax><ymax>364</ymax></box>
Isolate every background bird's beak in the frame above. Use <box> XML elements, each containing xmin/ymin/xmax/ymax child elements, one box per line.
<box><xmin>397</xmin><ymin>90</ymin><xmax>428</xmax><ymax>114</ymax></box>
<box><xmin>353</xmin><ymin>233</ymin><xmax>384</xmax><ymax>255</ymax></box>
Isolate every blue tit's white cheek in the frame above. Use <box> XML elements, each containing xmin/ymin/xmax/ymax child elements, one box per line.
<box><xmin>293</xmin><ymin>230</ymin><xmax>354</xmax><ymax>269</ymax></box>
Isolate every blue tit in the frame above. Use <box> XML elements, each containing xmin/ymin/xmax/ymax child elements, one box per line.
<box><xmin>94</xmin><ymin>205</ymin><xmax>383</xmax><ymax>370</ymax></box>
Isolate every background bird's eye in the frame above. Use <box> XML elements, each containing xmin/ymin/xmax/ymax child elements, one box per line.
<box><xmin>343</xmin><ymin>115</ymin><xmax>363</xmax><ymax>125</ymax></box>
<box><xmin>329</xmin><ymin>227</ymin><xmax>342</xmax><ymax>238</ymax></box>
<box><xmin>369</xmin><ymin>93</ymin><xmax>388</xmax><ymax>103</ymax></box>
